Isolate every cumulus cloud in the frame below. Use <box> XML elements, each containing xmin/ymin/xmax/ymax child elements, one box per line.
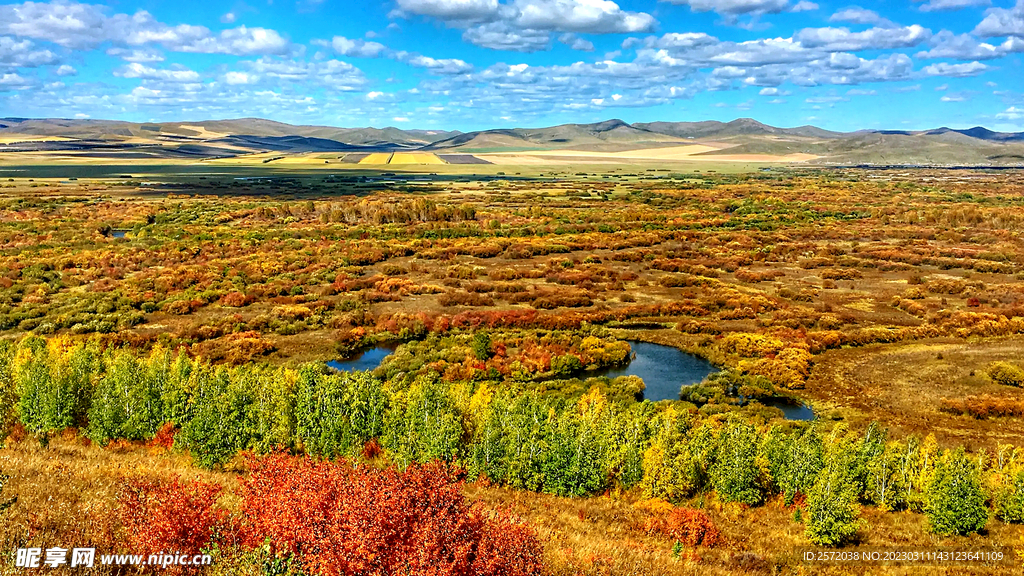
<box><xmin>914</xmin><ymin>30</ymin><xmax>1023</xmax><ymax>60</ymax></box>
<box><xmin>316</xmin><ymin>36</ymin><xmax>387</xmax><ymax>58</ymax></box>
<box><xmin>915</xmin><ymin>0</ymin><xmax>990</xmax><ymax>12</ymax></box>
<box><xmin>55</xmin><ymin>63</ymin><xmax>76</xmax><ymax>75</ymax></box>
<box><xmin>795</xmin><ymin>25</ymin><xmax>932</xmax><ymax>52</ymax></box>
<box><xmin>996</xmin><ymin>106</ymin><xmax>1023</xmax><ymax>120</ymax></box>
<box><xmin>0</xmin><ymin>36</ymin><xmax>58</xmax><ymax>69</ymax></box>
<box><xmin>828</xmin><ymin>6</ymin><xmax>895</xmax><ymax>27</ymax></box>
<box><xmin>396</xmin><ymin>0</ymin><xmax>654</xmax><ymax>51</ymax></box>
<box><xmin>462</xmin><ymin>22</ymin><xmax>550</xmax><ymax>51</ymax></box>
<box><xmin>661</xmin><ymin>0</ymin><xmax>790</xmax><ymax>15</ymax></box>
<box><xmin>223</xmin><ymin>71</ymin><xmax>257</xmax><ymax>85</ymax></box>
<box><xmin>397</xmin><ymin>52</ymin><xmax>474</xmax><ymax>74</ymax></box>
<box><xmin>0</xmin><ymin>1</ymin><xmax>291</xmax><ymax>55</ymax></box>
<box><xmin>559</xmin><ymin>33</ymin><xmax>594</xmax><ymax>51</ymax></box>
<box><xmin>106</xmin><ymin>48</ymin><xmax>165</xmax><ymax>62</ymax></box>
<box><xmin>922</xmin><ymin>60</ymin><xmax>989</xmax><ymax>76</ymax></box>
<box><xmin>114</xmin><ymin>62</ymin><xmax>201</xmax><ymax>82</ymax></box>
<box><xmin>973</xmin><ymin>1</ymin><xmax>1024</xmax><ymax>37</ymax></box>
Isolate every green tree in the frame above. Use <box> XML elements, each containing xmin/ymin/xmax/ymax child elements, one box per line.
<box><xmin>383</xmin><ymin>375</ymin><xmax>463</xmax><ymax>467</ymax></box>
<box><xmin>87</xmin><ymin>349</ymin><xmax>164</xmax><ymax>444</ymax></box>
<box><xmin>805</xmin><ymin>435</ymin><xmax>862</xmax><ymax>547</ymax></box>
<box><xmin>711</xmin><ymin>420</ymin><xmax>763</xmax><ymax>506</ymax></box>
<box><xmin>866</xmin><ymin>441</ymin><xmax>907</xmax><ymax>511</ymax></box>
<box><xmin>471</xmin><ymin>331</ymin><xmax>492</xmax><ymax>361</ymax></box>
<box><xmin>994</xmin><ymin>465</ymin><xmax>1024</xmax><ymax>523</ymax></box>
<box><xmin>295</xmin><ymin>365</ymin><xmax>385</xmax><ymax>458</ymax></box>
<box><xmin>15</xmin><ymin>337</ymin><xmax>95</xmax><ymax>436</ymax></box>
<box><xmin>925</xmin><ymin>448</ymin><xmax>988</xmax><ymax>535</ymax></box>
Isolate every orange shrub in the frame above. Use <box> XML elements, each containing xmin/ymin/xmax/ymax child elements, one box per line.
<box><xmin>645</xmin><ymin>507</ymin><xmax>721</xmax><ymax>548</ymax></box>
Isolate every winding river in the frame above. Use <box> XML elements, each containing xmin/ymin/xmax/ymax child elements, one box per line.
<box><xmin>328</xmin><ymin>339</ymin><xmax>814</xmax><ymax>420</ymax></box>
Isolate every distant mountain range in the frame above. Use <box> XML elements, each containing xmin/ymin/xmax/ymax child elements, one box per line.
<box><xmin>2</xmin><ymin>116</ymin><xmax>1023</xmax><ymax>166</ymax></box>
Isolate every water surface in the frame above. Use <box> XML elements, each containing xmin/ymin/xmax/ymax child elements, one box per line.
<box><xmin>591</xmin><ymin>341</ymin><xmax>719</xmax><ymax>402</ymax></box>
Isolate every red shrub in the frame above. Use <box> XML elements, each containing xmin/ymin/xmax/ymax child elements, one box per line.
<box><xmin>148</xmin><ymin>423</ymin><xmax>179</xmax><ymax>450</ymax></box>
<box><xmin>645</xmin><ymin>507</ymin><xmax>721</xmax><ymax>548</ymax></box>
<box><xmin>117</xmin><ymin>476</ymin><xmax>227</xmax><ymax>561</ymax></box>
<box><xmin>240</xmin><ymin>455</ymin><xmax>543</xmax><ymax>576</ymax></box>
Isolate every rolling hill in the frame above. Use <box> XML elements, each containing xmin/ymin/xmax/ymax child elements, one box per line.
<box><xmin>1</xmin><ymin>116</ymin><xmax>1023</xmax><ymax>166</ymax></box>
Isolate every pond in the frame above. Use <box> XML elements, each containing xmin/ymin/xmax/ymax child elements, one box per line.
<box><xmin>111</xmin><ymin>230</ymin><xmax>128</xmax><ymax>238</ymax></box>
<box><xmin>752</xmin><ymin>397</ymin><xmax>816</xmax><ymax>421</ymax></box>
<box><xmin>326</xmin><ymin>344</ymin><xmax>397</xmax><ymax>372</ymax></box>
<box><xmin>590</xmin><ymin>340</ymin><xmax>719</xmax><ymax>402</ymax></box>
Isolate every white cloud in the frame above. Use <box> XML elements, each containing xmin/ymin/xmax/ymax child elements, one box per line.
<box><xmin>106</xmin><ymin>48</ymin><xmax>165</xmax><ymax>63</ymax></box>
<box><xmin>791</xmin><ymin>1</ymin><xmax>818</xmax><ymax>12</ymax></box>
<box><xmin>915</xmin><ymin>31</ymin><xmax>1022</xmax><ymax>60</ymax></box>
<box><xmin>223</xmin><ymin>71</ymin><xmax>257</xmax><ymax>85</ymax></box>
<box><xmin>0</xmin><ymin>1</ymin><xmax>290</xmax><ymax>55</ymax></box>
<box><xmin>396</xmin><ymin>0</ymin><xmax>654</xmax><ymax>52</ymax></box>
<box><xmin>661</xmin><ymin>0</ymin><xmax>791</xmax><ymax>16</ymax></box>
<box><xmin>173</xmin><ymin>26</ymin><xmax>290</xmax><ymax>56</ymax></box>
<box><xmin>514</xmin><ymin>0</ymin><xmax>655</xmax><ymax>33</ymax></box>
<box><xmin>0</xmin><ymin>36</ymin><xmax>58</xmax><ymax>69</ymax></box>
<box><xmin>915</xmin><ymin>0</ymin><xmax>990</xmax><ymax>12</ymax></box>
<box><xmin>940</xmin><ymin>92</ymin><xmax>969</xmax><ymax>101</ymax></box>
<box><xmin>795</xmin><ymin>25</ymin><xmax>932</xmax><ymax>52</ymax></box>
<box><xmin>922</xmin><ymin>61</ymin><xmax>989</xmax><ymax>77</ymax></box>
<box><xmin>55</xmin><ymin>63</ymin><xmax>76</xmax><ymax>75</ymax></box>
<box><xmin>398</xmin><ymin>52</ymin><xmax>474</xmax><ymax>74</ymax></box>
<box><xmin>317</xmin><ymin>36</ymin><xmax>387</xmax><ymax>58</ymax></box>
<box><xmin>559</xmin><ymin>33</ymin><xmax>595</xmax><ymax>51</ymax></box>
<box><xmin>996</xmin><ymin>106</ymin><xmax>1023</xmax><ymax>120</ymax></box>
<box><xmin>221</xmin><ymin>12</ymin><xmax>237</xmax><ymax>24</ymax></box>
<box><xmin>828</xmin><ymin>6</ymin><xmax>894</xmax><ymax>27</ymax></box>
<box><xmin>0</xmin><ymin>72</ymin><xmax>34</xmax><ymax>89</ymax></box>
<box><xmin>115</xmin><ymin>62</ymin><xmax>201</xmax><ymax>82</ymax></box>
<box><xmin>974</xmin><ymin>1</ymin><xmax>1024</xmax><ymax>37</ymax></box>
<box><xmin>463</xmin><ymin>22</ymin><xmax>550</xmax><ymax>51</ymax></box>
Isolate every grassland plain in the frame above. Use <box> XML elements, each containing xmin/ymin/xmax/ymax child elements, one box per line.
<box><xmin>3</xmin><ymin>163</ymin><xmax>1024</xmax><ymax>574</ymax></box>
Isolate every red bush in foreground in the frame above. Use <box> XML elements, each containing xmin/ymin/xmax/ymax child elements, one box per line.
<box><xmin>116</xmin><ymin>476</ymin><xmax>227</xmax><ymax>558</ymax></box>
<box><xmin>240</xmin><ymin>455</ymin><xmax>543</xmax><ymax>576</ymax></box>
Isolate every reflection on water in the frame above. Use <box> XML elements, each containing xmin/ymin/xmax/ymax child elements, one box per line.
<box><xmin>591</xmin><ymin>341</ymin><xmax>719</xmax><ymax>402</ymax></box>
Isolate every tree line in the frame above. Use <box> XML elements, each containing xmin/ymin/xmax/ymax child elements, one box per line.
<box><xmin>2</xmin><ymin>335</ymin><xmax>1023</xmax><ymax>546</ymax></box>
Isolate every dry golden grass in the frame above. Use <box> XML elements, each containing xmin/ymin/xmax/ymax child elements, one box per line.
<box><xmin>389</xmin><ymin>152</ymin><xmax>445</xmax><ymax>165</ymax></box>
<box><xmin>467</xmin><ymin>484</ymin><xmax>1024</xmax><ymax>576</ymax></box>
<box><xmin>806</xmin><ymin>336</ymin><xmax>1024</xmax><ymax>449</ymax></box>
<box><xmin>1</xmin><ymin>433</ymin><xmax>1021</xmax><ymax>575</ymax></box>
<box><xmin>359</xmin><ymin>152</ymin><xmax>394</xmax><ymax>164</ymax></box>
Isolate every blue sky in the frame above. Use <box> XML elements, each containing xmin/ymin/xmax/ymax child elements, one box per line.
<box><xmin>0</xmin><ymin>0</ymin><xmax>1022</xmax><ymax>132</ymax></box>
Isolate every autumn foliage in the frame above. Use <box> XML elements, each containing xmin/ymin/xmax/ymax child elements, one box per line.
<box><xmin>116</xmin><ymin>475</ymin><xmax>227</xmax><ymax>559</ymax></box>
<box><xmin>644</xmin><ymin>504</ymin><xmax>721</xmax><ymax>548</ymax></box>
<box><xmin>240</xmin><ymin>455</ymin><xmax>543</xmax><ymax>576</ymax></box>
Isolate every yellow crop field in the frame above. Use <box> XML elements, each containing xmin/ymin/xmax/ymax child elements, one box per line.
<box><xmin>359</xmin><ymin>153</ymin><xmax>394</xmax><ymax>164</ymax></box>
<box><xmin>389</xmin><ymin>153</ymin><xmax>445</xmax><ymax>165</ymax></box>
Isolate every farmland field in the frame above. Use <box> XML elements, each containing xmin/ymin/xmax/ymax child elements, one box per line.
<box><xmin>3</xmin><ymin>163</ymin><xmax>1024</xmax><ymax>574</ymax></box>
